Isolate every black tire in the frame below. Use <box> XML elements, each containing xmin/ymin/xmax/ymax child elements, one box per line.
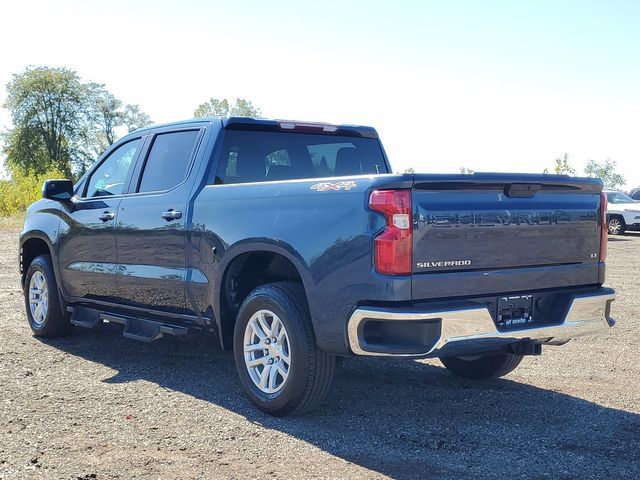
<box><xmin>233</xmin><ymin>282</ymin><xmax>335</xmax><ymax>416</ymax></box>
<box><xmin>24</xmin><ymin>254</ymin><xmax>73</xmax><ymax>338</ymax></box>
<box><xmin>440</xmin><ymin>352</ymin><xmax>524</xmax><ymax>380</ymax></box>
<box><xmin>607</xmin><ymin>216</ymin><xmax>626</xmax><ymax>235</ymax></box>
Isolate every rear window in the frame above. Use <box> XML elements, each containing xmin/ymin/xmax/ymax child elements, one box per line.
<box><xmin>214</xmin><ymin>130</ymin><xmax>388</xmax><ymax>184</ymax></box>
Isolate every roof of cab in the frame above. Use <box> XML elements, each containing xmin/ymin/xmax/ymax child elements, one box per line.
<box><xmin>129</xmin><ymin>117</ymin><xmax>379</xmax><ymax>139</ymax></box>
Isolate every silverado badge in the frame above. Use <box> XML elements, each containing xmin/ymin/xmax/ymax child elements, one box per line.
<box><xmin>416</xmin><ymin>260</ymin><xmax>472</xmax><ymax>269</ymax></box>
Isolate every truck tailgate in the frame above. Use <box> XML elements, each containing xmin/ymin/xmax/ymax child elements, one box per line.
<box><xmin>411</xmin><ymin>174</ymin><xmax>604</xmax><ymax>297</ymax></box>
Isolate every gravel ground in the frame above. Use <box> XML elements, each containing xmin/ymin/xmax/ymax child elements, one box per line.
<box><xmin>0</xmin><ymin>230</ymin><xmax>638</xmax><ymax>480</ymax></box>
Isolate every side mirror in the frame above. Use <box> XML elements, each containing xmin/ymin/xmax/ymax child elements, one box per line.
<box><xmin>42</xmin><ymin>179</ymin><xmax>74</xmax><ymax>201</ymax></box>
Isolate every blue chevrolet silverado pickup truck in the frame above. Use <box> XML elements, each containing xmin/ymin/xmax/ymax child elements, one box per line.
<box><xmin>20</xmin><ymin>117</ymin><xmax>616</xmax><ymax>415</ymax></box>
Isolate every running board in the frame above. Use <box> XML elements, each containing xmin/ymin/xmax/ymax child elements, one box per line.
<box><xmin>69</xmin><ymin>306</ymin><xmax>102</xmax><ymax>328</ymax></box>
<box><xmin>67</xmin><ymin>306</ymin><xmax>188</xmax><ymax>342</ymax></box>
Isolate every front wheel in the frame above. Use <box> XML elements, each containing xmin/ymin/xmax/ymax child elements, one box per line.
<box><xmin>24</xmin><ymin>254</ymin><xmax>73</xmax><ymax>337</ymax></box>
<box><xmin>440</xmin><ymin>352</ymin><xmax>524</xmax><ymax>380</ymax></box>
<box><xmin>233</xmin><ymin>283</ymin><xmax>335</xmax><ymax>416</ymax></box>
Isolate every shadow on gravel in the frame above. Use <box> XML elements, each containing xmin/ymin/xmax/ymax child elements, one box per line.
<box><xmin>42</xmin><ymin>324</ymin><xmax>640</xmax><ymax>480</ymax></box>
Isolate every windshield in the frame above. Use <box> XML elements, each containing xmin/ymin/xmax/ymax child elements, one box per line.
<box><xmin>606</xmin><ymin>191</ymin><xmax>635</xmax><ymax>204</ymax></box>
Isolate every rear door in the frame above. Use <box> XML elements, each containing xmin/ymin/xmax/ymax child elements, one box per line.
<box><xmin>114</xmin><ymin>127</ymin><xmax>204</xmax><ymax>314</ymax></box>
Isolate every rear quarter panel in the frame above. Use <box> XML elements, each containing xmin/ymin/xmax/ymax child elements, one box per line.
<box><xmin>190</xmin><ymin>175</ymin><xmax>410</xmax><ymax>353</ymax></box>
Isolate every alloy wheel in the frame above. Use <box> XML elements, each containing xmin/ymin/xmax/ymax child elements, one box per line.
<box><xmin>29</xmin><ymin>271</ymin><xmax>49</xmax><ymax>326</ymax></box>
<box><xmin>243</xmin><ymin>309</ymin><xmax>291</xmax><ymax>394</ymax></box>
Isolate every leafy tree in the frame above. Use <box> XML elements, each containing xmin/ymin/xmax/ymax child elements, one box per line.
<box><xmin>460</xmin><ymin>166</ymin><xmax>475</xmax><ymax>174</ymax></box>
<box><xmin>3</xmin><ymin>66</ymin><xmax>86</xmax><ymax>177</ymax></box>
<box><xmin>3</xmin><ymin>66</ymin><xmax>153</xmax><ymax>178</ymax></box>
<box><xmin>193</xmin><ymin>98</ymin><xmax>262</xmax><ymax>118</ymax></box>
<box><xmin>584</xmin><ymin>159</ymin><xmax>626</xmax><ymax>189</ymax></box>
<box><xmin>2</xmin><ymin>127</ymin><xmax>52</xmax><ymax>176</ymax></box>
<box><xmin>403</xmin><ymin>167</ymin><xmax>415</xmax><ymax>174</ymax></box>
<box><xmin>554</xmin><ymin>153</ymin><xmax>575</xmax><ymax>175</ymax></box>
<box><xmin>82</xmin><ymin>86</ymin><xmax>152</xmax><ymax>167</ymax></box>
<box><xmin>86</xmin><ymin>83</ymin><xmax>122</xmax><ymax>146</ymax></box>
<box><xmin>122</xmin><ymin>104</ymin><xmax>152</xmax><ymax>133</ymax></box>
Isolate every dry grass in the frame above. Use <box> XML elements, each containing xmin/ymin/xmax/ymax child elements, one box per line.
<box><xmin>0</xmin><ymin>212</ymin><xmax>25</xmax><ymax>232</ymax></box>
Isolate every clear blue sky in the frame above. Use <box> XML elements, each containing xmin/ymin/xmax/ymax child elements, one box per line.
<box><xmin>1</xmin><ymin>0</ymin><xmax>639</xmax><ymax>187</ymax></box>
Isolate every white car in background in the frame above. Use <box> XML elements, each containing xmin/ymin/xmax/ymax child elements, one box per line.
<box><xmin>605</xmin><ymin>190</ymin><xmax>640</xmax><ymax>235</ymax></box>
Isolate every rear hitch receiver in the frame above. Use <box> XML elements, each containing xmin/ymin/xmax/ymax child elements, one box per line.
<box><xmin>507</xmin><ymin>340</ymin><xmax>542</xmax><ymax>356</ymax></box>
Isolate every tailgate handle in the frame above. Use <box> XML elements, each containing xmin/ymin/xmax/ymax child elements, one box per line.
<box><xmin>504</xmin><ymin>183</ymin><xmax>541</xmax><ymax>198</ymax></box>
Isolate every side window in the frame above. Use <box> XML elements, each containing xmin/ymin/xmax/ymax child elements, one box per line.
<box><xmin>138</xmin><ymin>130</ymin><xmax>200</xmax><ymax>193</ymax></box>
<box><xmin>86</xmin><ymin>139</ymin><xmax>141</xmax><ymax>197</ymax></box>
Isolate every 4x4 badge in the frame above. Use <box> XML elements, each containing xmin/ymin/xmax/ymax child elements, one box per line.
<box><xmin>310</xmin><ymin>181</ymin><xmax>357</xmax><ymax>192</ymax></box>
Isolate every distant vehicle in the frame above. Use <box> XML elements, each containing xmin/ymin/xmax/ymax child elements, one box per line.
<box><xmin>629</xmin><ymin>188</ymin><xmax>640</xmax><ymax>201</ymax></box>
<box><xmin>20</xmin><ymin>117</ymin><xmax>616</xmax><ymax>415</ymax></box>
<box><xmin>605</xmin><ymin>190</ymin><xmax>640</xmax><ymax>235</ymax></box>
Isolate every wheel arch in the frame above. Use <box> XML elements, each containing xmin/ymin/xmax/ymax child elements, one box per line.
<box><xmin>20</xmin><ymin>232</ymin><xmax>56</xmax><ymax>288</ymax></box>
<box><xmin>215</xmin><ymin>241</ymin><xmax>315</xmax><ymax>351</ymax></box>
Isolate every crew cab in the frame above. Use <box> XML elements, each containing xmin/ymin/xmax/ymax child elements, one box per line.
<box><xmin>604</xmin><ymin>189</ymin><xmax>640</xmax><ymax>235</ymax></box>
<box><xmin>20</xmin><ymin>117</ymin><xmax>616</xmax><ymax>415</ymax></box>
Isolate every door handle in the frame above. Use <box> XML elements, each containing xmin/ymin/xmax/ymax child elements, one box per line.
<box><xmin>162</xmin><ymin>209</ymin><xmax>182</xmax><ymax>221</ymax></box>
<box><xmin>98</xmin><ymin>211</ymin><xmax>115</xmax><ymax>222</ymax></box>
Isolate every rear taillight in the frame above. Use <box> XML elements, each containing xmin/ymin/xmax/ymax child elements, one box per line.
<box><xmin>599</xmin><ymin>191</ymin><xmax>608</xmax><ymax>261</ymax></box>
<box><xmin>369</xmin><ymin>189</ymin><xmax>412</xmax><ymax>275</ymax></box>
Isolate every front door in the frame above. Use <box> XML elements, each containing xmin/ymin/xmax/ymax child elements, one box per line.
<box><xmin>57</xmin><ymin>138</ymin><xmax>143</xmax><ymax>303</ymax></box>
<box><xmin>115</xmin><ymin>128</ymin><xmax>203</xmax><ymax>315</ymax></box>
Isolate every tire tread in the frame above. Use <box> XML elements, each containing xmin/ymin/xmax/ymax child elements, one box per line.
<box><xmin>234</xmin><ymin>282</ymin><xmax>335</xmax><ymax>416</ymax></box>
<box><xmin>25</xmin><ymin>254</ymin><xmax>73</xmax><ymax>338</ymax></box>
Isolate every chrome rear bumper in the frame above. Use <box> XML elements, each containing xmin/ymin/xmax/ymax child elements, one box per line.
<box><xmin>347</xmin><ymin>289</ymin><xmax>616</xmax><ymax>357</ymax></box>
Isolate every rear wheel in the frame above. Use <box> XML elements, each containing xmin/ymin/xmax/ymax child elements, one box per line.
<box><xmin>24</xmin><ymin>254</ymin><xmax>73</xmax><ymax>337</ymax></box>
<box><xmin>440</xmin><ymin>352</ymin><xmax>524</xmax><ymax>380</ymax></box>
<box><xmin>233</xmin><ymin>282</ymin><xmax>335</xmax><ymax>416</ymax></box>
<box><xmin>608</xmin><ymin>216</ymin><xmax>625</xmax><ymax>235</ymax></box>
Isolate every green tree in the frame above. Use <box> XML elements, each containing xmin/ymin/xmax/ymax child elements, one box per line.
<box><xmin>3</xmin><ymin>66</ymin><xmax>86</xmax><ymax>177</ymax></box>
<box><xmin>460</xmin><ymin>166</ymin><xmax>475</xmax><ymax>174</ymax></box>
<box><xmin>403</xmin><ymin>167</ymin><xmax>415</xmax><ymax>174</ymax></box>
<box><xmin>79</xmin><ymin>83</ymin><xmax>124</xmax><ymax>167</ymax></box>
<box><xmin>3</xmin><ymin>66</ymin><xmax>153</xmax><ymax>178</ymax></box>
<box><xmin>83</xmin><ymin>85</ymin><xmax>152</xmax><ymax>165</ymax></box>
<box><xmin>584</xmin><ymin>159</ymin><xmax>626</xmax><ymax>189</ymax></box>
<box><xmin>554</xmin><ymin>153</ymin><xmax>575</xmax><ymax>175</ymax></box>
<box><xmin>193</xmin><ymin>97</ymin><xmax>262</xmax><ymax>118</ymax></box>
<box><xmin>122</xmin><ymin>104</ymin><xmax>152</xmax><ymax>133</ymax></box>
<box><xmin>86</xmin><ymin>83</ymin><xmax>122</xmax><ymax>146</ymax></box>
